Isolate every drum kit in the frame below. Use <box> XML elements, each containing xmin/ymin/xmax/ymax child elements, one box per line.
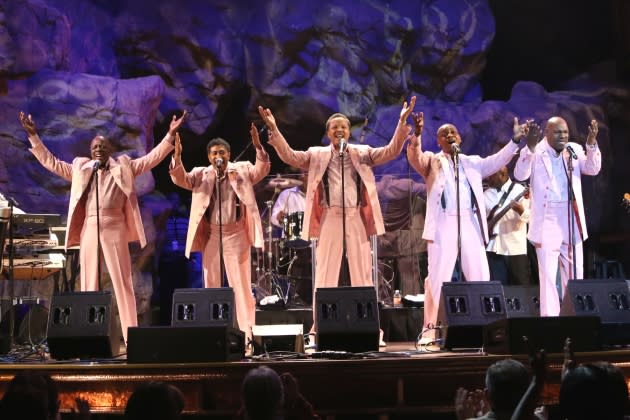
<box><xmin>254</xmin><ymin>176</ymin><xmax>315</xmax><ymax>308</ymax></box>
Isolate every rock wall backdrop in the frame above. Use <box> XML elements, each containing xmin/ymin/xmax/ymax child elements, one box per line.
<box><xmin>1</xmin><ymin>0</ymin><xmax>630</xmax><ymax>322</ymax></box>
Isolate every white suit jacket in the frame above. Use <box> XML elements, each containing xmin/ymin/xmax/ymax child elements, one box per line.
<box><xmin>513</xmin><ymin>138</ymin><xmax>601</xmax><ymax>244</ymax></box>
<box><xmin>407</xmin><ymin>138</ymin><xmax>519</xmax><ymax>243</ymax></box>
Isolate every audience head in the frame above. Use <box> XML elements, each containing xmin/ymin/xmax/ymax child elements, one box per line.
<box><xmin>124</xmin><ymin>381</ymin><xmax>184</xmax><ymax>420</ymax></box>
<box><xmin>560</xmin><ymin>361</ymin><xmax>628</xmax><ymax>420</ymax></box>
<box><xmin>485</xmin><ymin>358</ymin><xmax>531</xmax><ymax>414</ymax></box>
<box><xmin>241</xmin><ymin>365</ymin><xmax>284</xmax><ymax>420</ymax></box>
<box><xmin>0</xmin><ymin>371</ymin><xmax>59</xmax><ymax>420</ymax></box>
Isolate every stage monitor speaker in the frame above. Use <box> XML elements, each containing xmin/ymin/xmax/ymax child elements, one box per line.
<box><xmin>560</xmin><ymin>279</ymin><xmax>630</xmax><ymax>346</ymax></box>
<box><xmin>171</xmin><ymin>287</ymin><xmax>237</xmax><ymax>328</ymax></box>
<box><xmin>47</xmin><ymin>291</ymin><xmax>121</xmax><ymax>360</ymax></box>
<box><xmin>437</xmin><ymin>281</ymin><xmax>506</xmax><ymax>350</ymax></box>
<box><xmin>315</xmin><ymin>286</ymin><xmax>379</xmax><ymax>353</ymax></box>
<box><xmin>483</xmin><ymin>316</ymin><xmax>601</xmax><ymax>354</ymax></box>
<box><xmin>127</xmin><ymin>325</ymin><xmax>245</xmax><ymax>363</ymax></box>
<box><xmin>252</xmin><ymin>324</ymin><xmax>304</xmax><ymax>354</ymax></box>
<box><xmin>503</xmin><ymin>286</ymin><xmax>540</xmax><ymax>318</ymax></box>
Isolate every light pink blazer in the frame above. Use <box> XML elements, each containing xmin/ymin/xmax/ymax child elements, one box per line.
<box><xmin>407</xmin><ymin>138</ymin><xmax>519</xmax><ymax>243</ymax></box>
<box><xmin>169</xmin><ymin>148</ymin><xmax>270</xmax><ymax>258</ymax></box>
<box><xmin>513</xmin><ymin>139</ymin><xmax>601</xmax><ymax>244</ymax></box>
<box><xmin>267</xmin><ymin>121</ymin><xmax>411</xmax><ymax>240</ymax></box>
<box><xmin>29</xmin><ymin>134</ymin><xmax>175</xmax><ymax>249</ymax></box>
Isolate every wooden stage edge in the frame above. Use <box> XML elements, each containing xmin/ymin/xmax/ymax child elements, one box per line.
<box><xmin>2</xmin><ymin>343</ymin><xmax>630</xmax><ymax>418</ymax></box>
<box><xmin>1</xmin><ymin>307</ymin><xmax>630</xmax><ymax>417</ymax></box>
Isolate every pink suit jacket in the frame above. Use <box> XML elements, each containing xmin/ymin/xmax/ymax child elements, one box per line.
<box><xmin>169</xmin><ymin>148</ymin><xmax>271</xmax><ymax>258</ymax></box>
<box><xmin>513</xmin><ymin>139</ymin><xmax>601</xmax><ymax>244</ymax></box>
<box><xmin>29</xmin><ymin>134</ymin><xmax>175</xmax><ymax>249</ymax></box>
<box><xmin>407</xmin><ymin>139</ymin><xmax>520</xmax><ymax>243</ymax></box>
<box><xmin>267</xmin><ymin>121</ymin><xmax>412</xmax><ymax>240</ymax></box>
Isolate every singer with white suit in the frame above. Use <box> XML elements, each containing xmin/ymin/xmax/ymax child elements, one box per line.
<box><xmin>406</xmin><ymin>114</ymin><xmax>526</xmax><ymax>341</ymax></box>
<box><xmin>169</xmin><ymin>125</ymin><xmax>270</xmax><ymax>342</ymax></box>
<box><xmin>19</xmin><ymin>111</ymin><xmax>187</xmax><ymax>343</ymax></box>
<box><xmin>514</xmin><ymin>116</ymin><xmax>601</xmax><ymax>316</ymax></box>
<box><xmin>258</xmin><ymin>99</ymin><xmax>415</xmax><ymax>325</ymax></box>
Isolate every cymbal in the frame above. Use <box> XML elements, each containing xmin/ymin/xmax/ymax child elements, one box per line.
<box><xmin>266</xmin><ymin>177</ymin><xmax>303</xmax><ymax>190</ymax></box>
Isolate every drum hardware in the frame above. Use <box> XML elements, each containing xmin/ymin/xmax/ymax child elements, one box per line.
<box><xmin>254</xmin><ymin>183</ymin><xmax>314</xmax><ymax>308</ymax></box>
<box><xmin>265</xmin><ymin>176</ymin><xmax>303</xmax><ymax>191</ymax></box>
<box><xmin>255</xmin><ymin>190</ymin><xmax>290</xmax><ymax>307</ymax></box>
<box><xmin>282</xmin><ymin>211</ymin><xmax>310</xmax><ymax>249</ymax></box>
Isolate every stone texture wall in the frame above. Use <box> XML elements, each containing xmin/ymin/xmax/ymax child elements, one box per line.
<box><xmin>1</xmin><ymin>0</ymin><xmax>628</xmax><ymax>319</ymax></box>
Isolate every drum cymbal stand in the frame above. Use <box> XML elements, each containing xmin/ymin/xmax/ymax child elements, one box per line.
<box><xmin>256</xmin><ymin>192</ymin><xmax>286</xmax><ymax>304</ymax></box>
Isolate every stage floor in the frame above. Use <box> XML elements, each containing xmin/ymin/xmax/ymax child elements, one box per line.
<box><xmin>2</xmin><ymin>333</ymin><xmax>630</xmax><ymax>418</ymax></box>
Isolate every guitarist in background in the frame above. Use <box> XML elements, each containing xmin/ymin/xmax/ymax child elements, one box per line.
<box><xmin>484</xmin><ymin>166</ymin><xmax>532</xmax><ymax>285</ymax></box>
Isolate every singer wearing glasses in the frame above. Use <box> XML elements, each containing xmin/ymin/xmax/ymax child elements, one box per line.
<box><xmin>258</xmin><ymin>98</ymin><xmax>415</xmax><ymax>336</ymax></box>
<box><xmin>18</xmin><ymin>110</ymin><xmax>186</xmax><ymax>344</ymax></box>
<box><xmin>169</xmin><ymin>124</ymin><xmax>270</xmax><ymax>344</ymax></box>
<box><xmin>514</xmin><ymin>116</ymin><xmax>600</xmax><ymax>317</ymax></box>
<box><xmin>407</xmin><ymin>114</ymin><xmax>527</xmax><ymax>344</ymax></box>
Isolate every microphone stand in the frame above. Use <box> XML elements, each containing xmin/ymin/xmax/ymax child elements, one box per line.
<box><xmin>216</xmin><ymin>165</ymin><xmax>226</xmax><ymax>287</ymax></box>
<box><xmin>566</xmin><ymin>153</ymin><xmax>578</xmax><ymax>280</ymax></box>
<box><xmin>6</xmin><ymin>202</ymin><xmax>16</xmax><ymax>348</ymax></box>
<box><xmin>339</xmin><ymin>143</ymin><xmax>350</xmax><ymax>287</ymax></box>
<box><xmin>453</xmin><ymin>149</ymin><xmax>463</xmax><ymax>282</ymax></box>
<box><xmin>94</xmin><ymin>167</ymin><xmax>102</xmax><ymax>290</ymax></box>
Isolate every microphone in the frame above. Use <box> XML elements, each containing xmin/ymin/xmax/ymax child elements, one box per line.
<box><xmin>7</xmin><ymin>196</ymin><xmax>20</xmax><ymax>207</ymax></box>
<box><xmin>339</xmin><ymin>138</ymin><xmax>348</xmax><ymax>156</ymax></box>
<box><xmin>215</xmin><ymin>157</ymin><xmax>224</xmax><ymax>167</ymax></box>
<box><xmin>92</xmin><ymin>160</ymin><xmax>101</xmax><ymax>171</ymax></box>
<box><xmin>450</xmin><ymin>143</ymin><xmax>461</xmax><ymax>154</ymax></box>
<box><xmin>566</xmin><ymin>145</ymin><xmax>577</xmax><ymax>159</ymax></box>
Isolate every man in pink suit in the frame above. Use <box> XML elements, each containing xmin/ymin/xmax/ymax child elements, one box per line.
<box><xmin>407</xmin><ymin>112</ymin><xmax>527</xmax><ymax>342</ymax></box>
<box><xmin>514</xmin><ymin>117</ymin><xmax>601</xmax><ymax>316</ymax></box>
<box><xmin>169</xmin><ymin>124</ymin><xmax>270</xmax><ymax>342</ymax></box>
<box><xmin>257</xmin><ymin>98</ymin><xmax>415</xmax><ymax>328</ymax></box>
<box><xmin>19</xmin><ymin>111</ymin><xmax>187</xmax><ymax>343</ymax></box>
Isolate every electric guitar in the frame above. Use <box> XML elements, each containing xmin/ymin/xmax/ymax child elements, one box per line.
<box><xmin>487</xmin><ymin>186</ymin><xmax>529</xmax><ymax>239</ymax></box>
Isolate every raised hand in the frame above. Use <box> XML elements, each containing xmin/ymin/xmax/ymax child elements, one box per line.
<box><xmin>258</xmin><ymin>106</ymin><xmax>277</xmax><ymax>132</ymax></box>
<box><xmin>399</xmin><ymin>96</ymin><xmax>417</xmax><ymax>123</ymax></box>
<box><xmin>586</xmin><ymin>120</ymin><xmax>598</xmax><ymax>145</ymax></box>
<box><xmin>513</xmin><ymin>117</ymin><xmax>534</xmax><ymax>142</ymax></box>
<box><xmin>19</xmin><ymin>112</ymin><xmax>38</xmax><ymax>137</ymax></box>
<box><xmin>525</xmin><ymin>120</ymin><xmax>541</xmax><ymax>151</ymax></box>
<box><xmin>250</xmin><ymin>122</ymin><xmax>262</xmax><ymax>149</ymax></box>
<box><xmin>173</xmin><ymin>132</ymin><xmax>182</xmax><ymax>162</ymax></box>
<box><xmin>412</xmin><ymin>112</ymin><xmax>424</xmax><ymax>137</ymax></box>
<box><xmin>72</xmin><ymin>397</ymin><xmax>91</xmax><ymax>420</ymax></box>
<box><xmin>561</xmin><ymin>337</ymin><xmax>577</xmax><ymax>381</ymax></box>
<box><xmin>454</xmin><ymin>387</ymin><xmax>487</xmax><ymax>420</ymax></box>
<box><xmin>168</xmin><ymin>110</ymin><xmax>188</xmax><ymax>137</ymax></box>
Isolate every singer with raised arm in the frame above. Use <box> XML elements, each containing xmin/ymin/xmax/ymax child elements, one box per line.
<box><xmin>407</xmin><ymin>114</ymin><xmax>527</xmax><ymax>344</ymax></box>
<box><xmin>18</xmin><ymin>110</ymin><xmax>187</xmax><ymax>344</ymax></box>
<box><xmin>169</xmin><ymin>124</ymin><xmax>270</xmax><ymax>344</ymax></box>
<box><xmin>514</xmin><ymin>117</ymin><xmax>601</xmax><ymax>317</ymax></box>
<box><xmin>258</xmin><ymin>97</ymin><xmax>415</xmax><ymax>335</ymax></box>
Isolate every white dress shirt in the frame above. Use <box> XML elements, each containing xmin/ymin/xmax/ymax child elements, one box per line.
<box><xmin>484</xmin><ymin>179</ymin><xmax>530</xmax><ymax>256</ymax></box>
